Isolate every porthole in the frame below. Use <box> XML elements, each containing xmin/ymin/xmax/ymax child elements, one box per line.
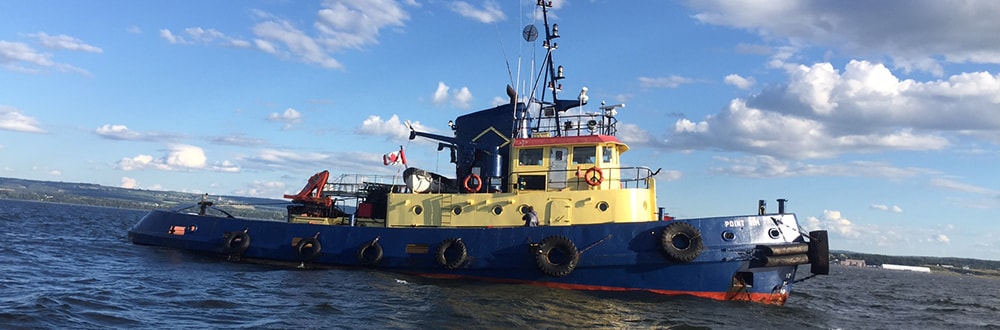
<box><xmin>597</xmin><ymin>201</ymin><xmax>609</xmax><ymax>212</ymax></box>
<box><xmin>412</xmin><ymin>205</ymin><xmax>423</xmax><ymax>215</ymax></box>
<box><xmin>518</xmin><ymin>204</ymin><xmax>530</xmax><ymax>214</ymax></box>
<box><xmin>722</xmin><ymin>231</ymin><xmax>735</xmax><ymax>241</ymax></box>
<box><xmin>452</xmin><ymin>206</ymin><xmax>462</xmax><ymax>215</ymax></box>
<box><xmin>492</xmin><ymin>205</ymin><xmax>503</xmax><ymax>215</ymax></box>
<box><xmin>768</xmin><ymin>228</ymin><xmax>781</xmax><ymax>239</ymax></box>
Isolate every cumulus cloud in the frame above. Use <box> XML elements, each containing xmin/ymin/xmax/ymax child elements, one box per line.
<box><xmin>266</xmin><ymin>108</ymin><xmax>302</xmax><ymax>129</ymax></box>
<box><xmin>355</xmin><ymin>114</ymin><xmax>433</xmax><ymax>141</ymax></box>
<box><xmin>452</xmin><ymin>1</ymin><xmax>506</xmax><ymax>23</ymax></box>
<box><xmin>686</xmin><ymin>0</ymin><xmax>1000</xmax><ymax>75</ymax></box>
<box><xmin>871</xmin><ymin>204</ymin><xmax>903</xmax><ymax>213</ymax></box>
<box><xmin>0</xmin><ymin>105</ymin><xmax>45</xmax><ymax>133</ymax></box>
<box><xmin>432</xmin><ymin>82</ymin><xmax>474</xmax><ymax>108</ymax></box>
<box><xmin>806</xmin><ymin>209</ymin><xmax>860</xmax><ymax>238</ymax></box>
<box><xmin>660</xmin><ymin>59</ymin><xmax>1000</xmax><ymax>159</ymax></box>
<box><xmin>121</xmin><ymin>176</ymin><xmax>138</xmax><ymax>189</ymax></box>
<box><xmin>724</xmin><ymin>74</ymin><xmax>755</xmax><ymax>89</ymax></box>
<box><xmin>115</xmin><ymin>144</ymin><xmax>239</xmax><ymax>173</ymax></box>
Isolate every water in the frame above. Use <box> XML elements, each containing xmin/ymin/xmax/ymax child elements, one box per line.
<box><xmin>2</xmin><ymin>199</ymin><xmax>998</xmax><ymax>329</ymax></box>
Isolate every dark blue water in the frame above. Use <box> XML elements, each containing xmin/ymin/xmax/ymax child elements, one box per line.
<box><xmin>2</xmin><ymin>199</ymin><xmax>999</xmax><ymax>329</ymax></box>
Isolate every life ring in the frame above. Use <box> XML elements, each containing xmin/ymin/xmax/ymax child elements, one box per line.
<box><xmin>296</xmin><ymin>237</ymin><xmax>322</xmax><ymax>261</ymax></box>
<box><xmin>435</xmin><ymin>238</ymin><xmax>468</xmax><ymax>269</ymax></box>
<box><xmin>463</xmin><ymin>173</ymin><xmax>483</xmax><ymax>193</ymax></box>
<box><xmin>224</xmin><ymin>231</ymin><xmax>250</xmax><ymax>255</ymax></box>
<box><xmin>534</xmin><ymin>235</ymin><xmax>579</xmax><ymax>277</ymax></box>
<box><xmin>357</xmin><ymin>239</ymin><xmax>383</xmax><ymax>265</ymax></box>
<box><xmin>659</xmin><ymin>222</ymin><xmax>703</xmax><ymax>263</ymax></box>
<box><xmin>584</xmin><ymin>166</ymin><xmax>603</xmax><ymax>186</ymax></box>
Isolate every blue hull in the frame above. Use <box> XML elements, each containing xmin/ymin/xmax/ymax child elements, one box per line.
<box><xmin>128</xmin><ymin>210</ymin><xmax>822</xmax><ymax>305</ymax></box>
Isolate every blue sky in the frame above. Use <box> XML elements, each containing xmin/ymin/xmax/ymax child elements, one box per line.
<box><xmin>2</xmin><ymin>0</ymin><xmax>998</xmax><ymax>260</ymax></box>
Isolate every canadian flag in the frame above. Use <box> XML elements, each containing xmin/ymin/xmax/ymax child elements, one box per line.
<box><xmin>383</xmin><ymin>146</ymin><xmax>407</xmax><ymax>166</ymax></box>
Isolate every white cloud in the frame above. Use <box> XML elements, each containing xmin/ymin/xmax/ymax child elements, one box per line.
<box><xmin>0</xmin><ymin>105</ymin><xmax>45</xmax><ymax>133</ymax></box>
<box><xmin>0</xmin><ymin>40</ymin><xmax>88</xmax><ymax>74</ymax></box>
<box><xmin>934</xmin><ymin>234</ymin><xmax>951</xmax><ymax>244</ymax></box>
<box><xmin>234</xmin><ymin>180</ymin><xmax>286</xmax><ymax>197</ymax></box>
<box><xmin>115</xmin><ymin>144</ymin><xmax>237</xmax><ymax>173</ymax></box>
<box><xmin>806</xmin><ymin>209</ymin><xmax>860</xmax><ymax>238</ymax></box>
<box><xmin>48</xmin><ymin>170</ymin><xmax>61</xmax><ymax>176</ymax></box>
<box><xmin>165</xmin><ymin>144</ymin><xmax>207</xmax><ymax>168</ymax></box>
<box><xmin>929</xmin><ymin>178</ymin><xmax>997</xmax><ymax>195</ymax></box>
<box><xmin>94</xmin><ymin>124</ymin><xmax>180</xmax><ymax>142</ymax></box>
<box><xmin>432</xmin><ymin>81</ymin><xmax>474</xmax><ymax>108</ymax></box>
<box><xmin>724</xmin><ymin>74</ymin><xmax>755</xmax><ymax>90</ymax></box>
<box><xmin>159</xmin><ymin>29</ymin><xmax>186</xmax><ymax>44</ymax></box>
<box><xmin>452</xmin><ymin>1</ymin><xmax>506</xmax><ymax>23</ymax></box>
<box><xmin>96</xmin><ymin>124</ymin><xmax>141</xmax><ymax>140</ymax></box>
<box><xmin>638</xmin><ymin>76</ymin><xmax>693</xmax><ymax>89</ymax></box>
<box><xmin>121</xmin><ymin>176</ymin><xmax>138</xmax><ymax>189</ymax></box>
<box><xmin>356</xmin><ymin>114</ymin><xmax>432</xmax><ymax>141</ymax></box>
<box><xmin>686</xmin><ymin>1</ymin><xmax>1000</xmax><ymax>74</ymax></box>
<box><xmin>709</xmin><ymin>156</ymin><xmax>934</xmax><ymax>179</ymax></box>
<box><xmin>267</xmin><ymin>108</ymin><xmax>302</xmax><ymax>129</ymax></box>
<box><xmin>30</xmin><ymin>32</ymin><xmax>102</xmax><ymax>53</ymax></box>
<box><xmin>433</xmin><ymin>82</ymin><xmax>450</xmax><ymax>105</ymax></box>
<box><xmin>659</xmin><ymin>59</ymin><xmax>1000</xmax><ymax>159</ymax></box>
<box><xmin>452</xmin><ymin>87</ymin><xmax>473</xmax><ymax>108</ymax></box>
<box><xmin>870</xmin><ymin>204</ymin><xmax>903</xmax><ymax>213</ymax></box>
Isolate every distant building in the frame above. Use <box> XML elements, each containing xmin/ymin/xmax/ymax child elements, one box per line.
<box><xmin>840</xmin><ymin>259</ymin><xmax>867</xmax><ymax>267</ymax></box>
<box><xmin>881</xmin><ymin>264</ymin><xmax>931</xmax><ymax>273</ymax></box>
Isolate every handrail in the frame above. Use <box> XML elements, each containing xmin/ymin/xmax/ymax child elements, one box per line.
<box><xmin>508</xmin><ymin>166</ymin><xmax>656</xmax><ymax>191</ymax></box>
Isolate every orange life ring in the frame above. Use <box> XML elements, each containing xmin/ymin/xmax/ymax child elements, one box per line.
<box><xmin>463</xmin><ymin>173</ymin><xmax>483</xmax><ymax>193</ymax></box>
<box><xmin>584</xmin><ymin>166</ymin><xmax>603</xmax><ymax>186</ymax></box>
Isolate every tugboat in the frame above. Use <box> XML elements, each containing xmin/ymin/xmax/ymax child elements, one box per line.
<box><xmin>128</xmin><ymin>1</ymin><xmax>829</xmax><ymax>305</ymax></box>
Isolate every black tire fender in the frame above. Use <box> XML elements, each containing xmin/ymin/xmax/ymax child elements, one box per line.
<box><xmin>296</xmin><ymin>237</ymin><xmax>322</xmax><ymax>261</ymax></box>
<box><xmin>357</xmin><ymin>240</ymin><xmax>384</xmax><ymax>265</ymax></box>
<box><xmin>224</xmin><ymin>231</ymin><xmax>251</xmax><ymax>255</ymax></box>
<box><xmin>435</xmin><ymin>238</ymin><xmax>468</xmax><ymax>269</ymax></box>
<box><xmin>660</xmin><ymin>222</ymin><xmax>703</xmax><ymax>263</ymax></box>
<box><xmin>534</xmin><ymin>235</ymin><xmax>579</xmax><ymax>277</ymax></box>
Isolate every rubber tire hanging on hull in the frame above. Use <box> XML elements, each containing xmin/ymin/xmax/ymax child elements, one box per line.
<box><xmin>357</xmin><ymin>240</ymin><xmax>383</xmax><ymax>265</ymax></box>
<box><xmin>660</xmin><ymin>222</ymin><xmax>703</xmax><ymax>263</ymax></box>
<box><xmin>296</xmin><ymin>237</ymin><xmax>322</xmax><ymax>261</ymax></box>
<box><xmin>808</xmin><ymin>230</ymin><xmax>830</xmax><ymax>275</ymax></box>
<box><xmin>534</xmin><ymin>235</ymin><xmax>579</xmax><ymax>277</ymax></box>
<box><xmin>435</xmin><ymin>238</ymin><xmax>468</xmax><ymax>269</ymax></box>
<box><xmin>224</xmin><ymin>231</ymin><xmax>251</xmax><ymax>255</ymax></box>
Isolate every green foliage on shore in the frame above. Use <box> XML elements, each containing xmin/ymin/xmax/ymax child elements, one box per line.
<box><xmin>834</xmin><ymin>250</ymin><xmax>1000</xmax><ymax>272</ymax></box>
<box><xmin>0</xmin><ymin>177</ymin><xmax>287</xmax><ymax>220</ymax></box>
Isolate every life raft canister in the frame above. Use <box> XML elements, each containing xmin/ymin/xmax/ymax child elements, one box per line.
<box><xmin>659</xmin><ymin>222</ymin><xmax>703</xmax><ymax>263</ymax></box>
<box><xmin>224</xmin><ymin>231</ymin><xmax>251</xmax><ymax>255</ymax></box>
<box><xmin>435</xmin><ymin>238</ymin><xmax>468</xmax><ymax>269</ymax></box>
<box><xmin>296</xmin><ymin>237</ymin><xmax>322</xmax><ymax>261</ymax></box>
<box><xmin>534</xmin><ymin>235</ymin><xmax>579</xmax><ymax>277</ymax></box>
<box><xmin>357</xmin><ymin>238</ymin><xmax>383</xmax><ymax>265</ymax></box>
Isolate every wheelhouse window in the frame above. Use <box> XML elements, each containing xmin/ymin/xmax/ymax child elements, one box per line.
<box><xmin>572</xmin><ymin>146</ymin><xmax>596</xmax><ymax>164</ymax></box>
<box><xmin>518</xmin><ymin>148</ymin><xmax>543</xmax><ymax>166</ymax></box>
<box><xmin>602</xmin><ymin>146</ymin><xmax>614</xmax><ymax>163</ymax></box>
